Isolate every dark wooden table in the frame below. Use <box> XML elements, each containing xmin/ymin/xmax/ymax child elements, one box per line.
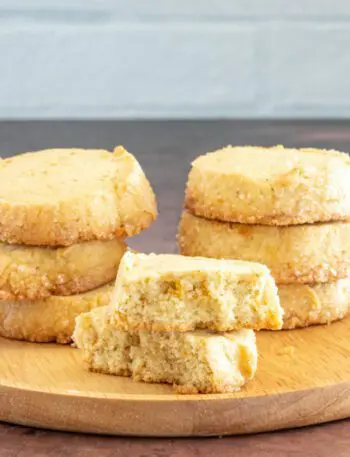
<box><xmin>1</xmin><ymin>120</ymin><xmax>349</xmax><ymax>456</ymax></box>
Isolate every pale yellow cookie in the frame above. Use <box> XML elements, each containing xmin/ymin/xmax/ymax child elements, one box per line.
<box><xmin>279</xmin><ymin>279</ymin><xmax>350</xmax><ymax>329</ymax></box>
<box><xmin>0</xmin><ymin>146</ymin><xmax>157</xmax><ymax>245</ymax></box>
<box><xmin>111</xmin><ymin>251</ymin><xmax>283</xmax><ymax>332</ymax></box>
<box><xmin>185</xmin><ymin>145</ymin><xmax>350</xmax><ymax>225</ymax></box>
<box><xmin>178</xmin><ymin>210</ymin><xmax>350</xmax><ymax>284</ymax></box>
<box><xmin>0</xmin><ymin>283</ymin><xmax>113</xmax><ymax>344</ymax></box>
<box><xmin>74</xmin><ymin>306</ymin><xmax>257</xmax><ymax>394</ymax></box>
<box><xmin>0</xmin><ymin>238</ymin><xmax>126</xmax><ymax>300</ymax></box>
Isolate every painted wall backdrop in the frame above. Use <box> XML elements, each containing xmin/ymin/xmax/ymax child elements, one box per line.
<box><xmin>0</xmin><ymin>1</ymin><xmax>349</xmax><ymax>119</ymax></box>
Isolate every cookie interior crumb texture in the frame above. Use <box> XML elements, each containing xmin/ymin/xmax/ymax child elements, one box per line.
<box><xmin>74</xmin><ymin>306</ymin><xmax>258</xmax><ymax>394</ymax></box>
<box><xmin>111</xmin><ymin>251</ymin><xmax>283</xmax><ymax>332</ymax></box>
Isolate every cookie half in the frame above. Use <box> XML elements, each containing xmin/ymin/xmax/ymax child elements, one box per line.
<box><xmin>0</xmin><ymin>146</ymin><xmax>157</xmax><ymax>245</ymax></box>
<box><xmin>111</xmin><ymin>251</ymin><xmax>283</xmax><ymax>332</ymax></box>
<box><xmin>280</xmin><ymin>279</ymin><xmax>350</xmax><ymax>329</ymax></box>
<box><xmin>178</xmin><ymin>210</ymin><xmax>350</xmax><ymax>284</ymax></box>
<box><xmin>0</xmin><ymin>239</ymin><xmax>126</xmax><ymax>300</ymax></box>
<box><xmin>0</xmin><ymin>283</ymin><xmax>113</xmax><ymax>343</ymax></box>
<box><xmin>185</xmin><ymin>145</ymin><xmax>350</xmax><ymax>225</ymax></box>
<box><xmin>74</xmin><ymin>306</ymin><xmax>258</xmax><ymax>394</ymax></box>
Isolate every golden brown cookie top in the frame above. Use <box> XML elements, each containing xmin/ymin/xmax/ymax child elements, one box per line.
<box><xmin>193</xmin><ymin>145</ymin><xmax>349</xmax><ymax>179</ymax></box>
<box><xmin>186</xmin><ymin>145</ymin><xmax>350</xmax><ymax>225</ymax></box>
<box><xmin>0</xmin><ymin>146</ymin><xmax>157</xmax><ymax>245</ymax></box>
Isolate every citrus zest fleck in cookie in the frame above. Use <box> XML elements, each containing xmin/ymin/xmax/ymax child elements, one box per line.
<box><xmin>0</xmin><ymin>239</ymin><xmax>126</xmax><ymax>300</ymax></box>
<box><xmin>0</xmin><ymin>146</ymin><xmax>157</xmax><ymax>245</ymax></box>
<box><xmin>279</xmin><ymin>279</ymin><xmax>350</xmax><ymax>329</ymax></box>
<box><xmin>185</xmin><ymin>145</ymin><xmax>350</xmax><ymax>225</ymax></box>
<box><xmin>0</xmin><ymin>283</ymin><xmax>113</xmax><ymax>344</ymax></box>
<box><xmin>74</xmin><ymin>306</ymin><xmax>258</xmax><ymax>394</ymax></box>
<box><xmin>111</xmin><ymin>252</ymin><xmax>283</xmax><ymax>332</ymax></box>
<box><xmin>178</xmin><ymin>210</ymin><xmax>350</xmax><ymax>284</ymax></box>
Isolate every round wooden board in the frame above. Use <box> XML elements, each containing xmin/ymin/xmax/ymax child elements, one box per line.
<box><xmin>1</xmin><ymin>317</ymin><xmax>350</xmax><ymax>437</ymax></box>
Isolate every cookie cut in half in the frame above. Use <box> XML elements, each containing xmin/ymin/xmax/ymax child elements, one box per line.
<box><xmin>0</xmin><ymin>238</ymin><xmax>126</xmax><ymax>300</ymax></box>
<box><xmin>111</xmin><ymin>252</ymin><xmax>283</xmax><ymax>332</ymax></box>
<box><xmin>0</xmin><ymin>146</ymin><xmax>157</xmax><ymax>246</ymax></box>
<box><xmin>185</xmin><ymin>145</ymin><xmax>350</xmax><ymax>225</ymax></box>
<box><xmin>178</xmin><ymin>210</ymin><xmax>350</xmax><ymax>284</ymax></box>
<box><xmin>74</xmin><ymin>306</ymin><xmax>258</xmax><ymax>394</ymax></box>
<box><xmin>279</xmin><ymin>279</ymin><xmax>350</xmax><ymax>330</ymax></box>
<box><xmin>0</xmin><ymin>283</ymin><xmax>113</xmax><ymax>344</ymax></box>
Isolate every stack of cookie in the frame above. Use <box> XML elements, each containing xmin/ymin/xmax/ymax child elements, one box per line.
<box><xmin>179</xmin><ymin>145</ymin><xmax>350</xmax><ymax>329</ymax></box>
<box><xmin>0</xmin><ymin>146</ymin><xmax>157</xmax><ymax>343</ymax></box>
<box><xmin>74</xmin><ymin>251</ymin><xmax>283</xmax><ymax>393</ymax></box>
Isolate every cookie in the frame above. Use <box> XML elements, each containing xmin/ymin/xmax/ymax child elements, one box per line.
<box><xmin>111</xmin><ymin>252</ymin><xmax>283</xmax><ymax>332</ymax></box>
<box><xmin>0</xmin><ymin>239</ymin><xmax>126</xmax><ymax>300</ymax></box>
<box><xmin>0</xmin><ymin>146</ymin><xmax>157</xmax><ymax>245</ymax></box>
<box><xmin>185</xmin><ymin>145</ymin><xmax>350</xmax><ymax>225</ymax></box>
<box><xmin>0</xmin><ymin>283</ymin><xmax>113</xmax><ymax>343</ymax></box>
<box><xmin>280</xmin><ymin>279</ymin><xmax>350</xmax><ymax>329</ymax></box>
<box><xmin>178</xmin><ymin>210</ymin><xmax>350</xmax><ymax>284</ymax></box>
<box><xmin>74</xmin><ymin>306</ymin><xmax>257</xmax><ymax>394</ymax></box>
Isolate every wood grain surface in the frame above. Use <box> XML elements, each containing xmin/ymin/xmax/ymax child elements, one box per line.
<box><xmin>1</xmin><ymin>120</ymin><xmax>350</xmax><ymax>453</ymax></box>
<box><xmin>1</xmin><ymin>316</ymin><xmax>350</xmax><ymax>436</ymax></box>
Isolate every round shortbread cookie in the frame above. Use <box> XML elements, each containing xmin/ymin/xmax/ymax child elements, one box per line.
<box><xmin>178</xmin><ymin>210</ymin><xmax>350</xmax><ymax>284</ymax></box>
<box><xmin>0</xmin><ymin>283</ymin><xmax>113</xmax><ymax>344</ymax></box>
<box><xmin>0</xmin><ymin>238</ymin><xmax>126</xmax><ymax>300</ymax></box>
<box><xmin>185</xmin><ymin>145</ymin><xmax>350</xmax><ymax>225</ymax></box>
<box><xmin>279</xmin><ymin>279</ymin><xmax>350</xmax><ymax>329</ymax></box>
<box><xmin>0</xmin><ymin>146</ymin><xmax>157</xmax><ymax>245</ymax></box>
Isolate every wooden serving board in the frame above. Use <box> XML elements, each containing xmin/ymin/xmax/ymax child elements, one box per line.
<box><xmin>1</xmin><ymin>317</ymin><xmax>350</xmax><ymax>437</ymax></box>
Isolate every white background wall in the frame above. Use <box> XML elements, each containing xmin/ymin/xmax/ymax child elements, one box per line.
<box><xmin>1</xmin><ymin>1</ymin><xmax>350</xmax><ymax>119</ymax></box>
